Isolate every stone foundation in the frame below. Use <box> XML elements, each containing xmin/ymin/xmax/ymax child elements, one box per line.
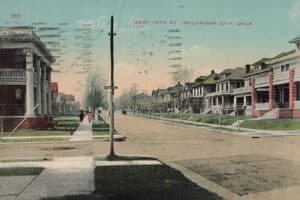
<box><xmin>1</xmin><ymin>116</ymin><xmax>54</xmax><ymax>131</ymax></box>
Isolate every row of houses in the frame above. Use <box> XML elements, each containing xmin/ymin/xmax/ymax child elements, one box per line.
<box><xmin>151</xmin><ymin>36</ymin><xmax>300</xmax><ymax>119</ymax></box>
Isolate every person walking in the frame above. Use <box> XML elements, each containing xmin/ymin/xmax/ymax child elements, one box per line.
<box><xmin>88</xmin><ymin>112</ymin><xmax>93</xmax><ymax>124</ymax></box>
<box><xmin>79</xmin><ymin>110</ymin><xmax>85</xmax><ymax>123</ymax></box>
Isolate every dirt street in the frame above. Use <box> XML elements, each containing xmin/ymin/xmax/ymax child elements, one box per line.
<box><xmin>1</xmin><ymin>113</ymin><xmax>300</xmax><ymax>199</ymax></box>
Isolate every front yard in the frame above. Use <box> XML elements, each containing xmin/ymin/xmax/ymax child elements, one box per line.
<box><xmin>241</xmin><ymin>119</ymin><xmax>300</xmax><ymax>131</ymax></box>
<box><xmin>152</xmin><ymin>113</ymin><xmax>251</xmax><ymax>126</ymax></box>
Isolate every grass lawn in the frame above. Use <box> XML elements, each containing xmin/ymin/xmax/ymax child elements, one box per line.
<box><xmin>54</xmin><ymin>116</ymin><xmax>80</xmax><ymax>131</ymax></box>
<box><xmin>94</xmin><ymin>164</ymin><xmax>223</xmax><ymax>200</ymax></box>
<box><xmin>241</xmin><ymin>119</ymin><xmax>300</xmax><ymax>130</ymax></box>
<box><xmin>0</xmin><ymin>167</ymin><xmax>44</xmax><ymax>176</ymax></box>
<box><xmin>2</xmin><ymin>130</ymin><xmax>71</xmax><ymax>137</ymax></box>
<box><xmin>156</xmin><ymin>113</ymin><xmax>251</xmax><ymax>125</ymax></box>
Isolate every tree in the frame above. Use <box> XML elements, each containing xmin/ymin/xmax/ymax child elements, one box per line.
<box><xmin>84</xmin><ymin>72</ymin><xmax>106</xmax><ymax>112</ymax></box>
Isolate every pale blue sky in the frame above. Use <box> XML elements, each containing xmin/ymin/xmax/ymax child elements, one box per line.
<box><xmin>0</xmin><ymin>0</ymin><xmax>299</xmax><ymax>100</ymax></box>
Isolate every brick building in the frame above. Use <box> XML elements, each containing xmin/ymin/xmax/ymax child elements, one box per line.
<box><xmin>0</xmin><ymin>27</ymin><xmax>55</xmax><ymax>130</ymax></box>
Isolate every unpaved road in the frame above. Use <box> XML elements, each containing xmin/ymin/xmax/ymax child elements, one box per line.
<box><xmin>1</xmin><ymin>113</ymin><xmax>300</xmax><ymax>199</ymax></box>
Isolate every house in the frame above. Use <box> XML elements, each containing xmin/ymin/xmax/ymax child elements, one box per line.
<box><xmin>56</xmin><ymin>93</ymin><xmax>80</xmax><ymax>115</ymax></box>
<box><xmin>0</xmin><ymin>27</ymin><xmax>55</xmax><ymax>130</ymax></box>
<box><xmin>235</xmin><ymin>36</ymin><xmax>300</xmax><ymax>118</ymax></box>
<box><xmin>206</xmin><ymin>67</ymin><xmax>245</xmax><ymax>114</ymax></box>
<box><xmin>181</xmin><ymin>82</ymin><xmax>194</xmax><ymax>112</ymax></box>
<box><xmin>168</xmin><ymin>82</ymin><xmax>183</xmax><ymax>113</ymax></box>
<box><xmin>191</xmin><ymin>70</ymin><xmax>219</xmax><ymax>113</ymax></box>
<box><xmin>151</xmin><ymin>89</ymin><xmax>169</xmax><ymax>112</ymax></box>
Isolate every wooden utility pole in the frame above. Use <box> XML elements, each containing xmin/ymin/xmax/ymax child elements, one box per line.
<box><xmin>108</xmin><ymin>16</ymin><xmax>116</xmax><ymax>157</ymax></box>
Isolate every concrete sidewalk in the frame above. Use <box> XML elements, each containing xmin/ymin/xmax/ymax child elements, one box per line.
<box><xmin>0</xmin><ymin>157</ymin><xmax>95</xmax><ymax>200</ymax></box>
<box><xmin>70</xmin><ymin>116</ymin><xmax>93</xmax><ymax>142</ymax></box>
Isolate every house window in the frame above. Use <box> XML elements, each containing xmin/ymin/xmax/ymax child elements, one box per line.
<box><xmin>286</xmin><ymin>64</ymin><xmax>289</xmax><ymax>71</ymax></box>
<box><xmin>281</xmin><ymin>64</ymin><xmax>289</xmax><ymax>72</ymax></box>
<box><xmin>281</xmin><ymin>65</ymin><xmax>285</xmax><ymax>72</ymax></box>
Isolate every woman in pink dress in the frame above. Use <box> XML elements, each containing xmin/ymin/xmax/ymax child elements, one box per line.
<box><xmin>88</xmin><ymin>112</ymin><xmax>93</xmax><ymax>123</ymax></box>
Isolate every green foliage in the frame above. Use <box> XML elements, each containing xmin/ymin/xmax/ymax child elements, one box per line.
<box><xmin>0</xmin><ymin>167</ymin><xmax>44</xmax><ymax>176</ymax></box>
<box><xmin>241</xmin><ymin>119</ymin><xmax>300</xmax><ymax>130</ymax></box>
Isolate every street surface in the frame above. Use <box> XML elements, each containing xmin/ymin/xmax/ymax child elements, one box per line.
<box><xmin>1</xmin><ymin>113</ymin><xmax>300</xmax><ymax>199</ymax></box>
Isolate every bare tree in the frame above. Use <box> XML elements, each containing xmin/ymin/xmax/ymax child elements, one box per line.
<box><xmin>84</xmin><ymin>71</ymin><xmax>106</xmax><ymax>112</ymax></box>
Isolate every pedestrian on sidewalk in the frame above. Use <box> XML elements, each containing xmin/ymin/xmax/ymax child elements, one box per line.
<box><xmin>88</xmin><ymin>112</ymin><xmax>93</xmax><ymax>123</ymax></box>
<box><xmin>79</xmin><ymin>110</ymin><xmax>85</xmax><ymax>123</ymax></box>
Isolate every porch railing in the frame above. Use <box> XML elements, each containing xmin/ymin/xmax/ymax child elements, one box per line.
<box><xmin>255</xmin><ymin>102</ymin><xmax>269</xmax><ymax>110</ymax></box>
<box><xmin>0</xmin><ymin>69</ymin><xmax>26</xmax><ymax>82</ymax></box>
<box><xmin>233</xmin><ymin>86</ymin><xmax>251</xmax><ymax>94</ymax></box>
<box><xmin>273</xmin><ymin>71</ymin><xmax>289</xmax><ymax>83</ymax></box>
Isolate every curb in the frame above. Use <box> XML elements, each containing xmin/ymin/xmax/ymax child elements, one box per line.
<box><xmin>161</xmin><ymin>160</ymin><xmax>241</xmax><ymax>200</ymax></box>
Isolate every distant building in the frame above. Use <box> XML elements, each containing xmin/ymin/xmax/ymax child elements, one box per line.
<box><xmin>0</xmin><ymin>27</ymin><xmax>55</xmax><ymax>130</ymax></box>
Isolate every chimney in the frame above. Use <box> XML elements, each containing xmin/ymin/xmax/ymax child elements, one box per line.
<box><xmin>211</xmin><ymin>70</ymin><xmax>214</xmax><ymax>74</ymax></box>
<box><xmin>245</xmin><ymin>64</ymin><xmax>250</xmax><ymax>73</ymax></box>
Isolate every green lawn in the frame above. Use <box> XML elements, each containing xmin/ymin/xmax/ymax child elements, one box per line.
<box><xmin>54</xmin><ymin>116</ymin><xmax>80</xmax><ymax>131</ymax></box>
<box><xmin>155</xmin><ymin>113</ymin><xmax>252</xmax><ymax>126</ymax></box>
<box><xmin>241</xmin><ymin>119</ymin><xmax>300</xmax><ymax>131</ymax></box>
<box><xmin>0</xmin><ymin>167</ymin><xmax>44</xmax><ymax>176</ymax></box>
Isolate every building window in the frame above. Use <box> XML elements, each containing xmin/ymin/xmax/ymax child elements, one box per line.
<box><xmin>286</xmin><ymin>64</ymin><xmax>289</xmax><ymax>71</ymax></box>
<box><xmin>281</xmin><ymin>65</ymin><xmax>284</xmax><ymax>72</ymax></box>
<box><xmin>281</xmin><ymin>64</ymin><xmax>289</xmax><ymax>72</ymax></box>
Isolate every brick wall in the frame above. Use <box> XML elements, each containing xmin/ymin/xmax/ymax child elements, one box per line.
<box><xmin>2</xmin><ymin>116</ymin><xmax>54</xmax><ymax>131</ymax></box>
<box><xmin>289</xmin><ymin>69</ymin><xmax>295</xmax><ymax>109</ymax></box>
<box><xmin>251</xmin><ymin>79</ymin><xmax>256</xmax><ymax>116</ymax></box>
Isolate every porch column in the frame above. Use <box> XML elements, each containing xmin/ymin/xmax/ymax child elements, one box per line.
<box><xmin>233</xmin><ymin>96</ymin><xmax>237</xmax><ymax>107</ymax></box>
<box><xmin>269</xmin><ymin>72</ymin><xmax>275</xmax><ymax>109</ymax></box>
<box><xmin>41</xmin><ymin>65</ymin><xmax>47</xmax><ymax>114</ymax></box>
<box><xmin>36</xmin><ymin>59</ymin><xmax>42</xmax><ymax>114</ymax></box>
<box><xmin>47</xmin><ymin>69</ymin><xmax>52</xmax><ymax>114</ymax></box>
<box><xmin>216</xmin><ymin>97</ymin><xmax>219</xmax><ymax>106</ymax></box>
<box><xmin>251</xmin><ymin>79</ymin><xmax>256</xmax><ymax>116</ymax></box>
<box><xmin>289</xmin><ymin>68</ymin><xmax>295</xmax><ymax>109</ymax></box>
<box><xmin>243</xmin><ymin>95</ymin><xmax>247</xmax><ymax>106</ymax></box>
<box><xmin>221</xmin><ymin>96</ymin><xmax>224</xmax><ymax>106</ymax></box>
<box><xmin>24</xmin><ymin>49</ymin><xmax>35</xmax><ymax>116</ymax></box>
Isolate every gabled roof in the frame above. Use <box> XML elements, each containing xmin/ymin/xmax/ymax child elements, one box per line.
<box><xmin>194</xmin><ymin>75</ymin><xmax>207</xmax><ymax>82</ymax></box>
<box><xmin>252</xmin><ymin>58</ymin><xmax>271</xmax><ymax>66</ymax></box>
<box><xmin>202</xmin><ymin>73</ymin><xmax>219</xmax><ymax>85</ymax></box>
<box><xmin>217</xmin><ymin>67</ymin><xmax>244</xmax><ymax>82</ymax></box>
<box><xmin>272</xmin><ymin>50</ymin><xmax>296</xmax><ymax>60</ymax></box>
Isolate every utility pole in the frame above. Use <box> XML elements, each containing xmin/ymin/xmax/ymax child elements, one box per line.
<box><xmin>108</xmin><ymin>16</ymin><xmax>116</xmax><ymax>157</ymax></box>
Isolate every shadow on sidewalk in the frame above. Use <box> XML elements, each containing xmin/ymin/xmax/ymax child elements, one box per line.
<box><xmin>41</xmin><ymin>156</ymin><xmax>223</xmax><ymax>200</ymax></box>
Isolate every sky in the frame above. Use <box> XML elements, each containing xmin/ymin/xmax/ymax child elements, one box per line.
<box><xmin>0</xmin><ymin>0</ymin><xmax>299</xmax><ymax>103</ymax></box>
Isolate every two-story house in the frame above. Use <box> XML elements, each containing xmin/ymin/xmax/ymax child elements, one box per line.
<box><xmin>206</xmin><ymin>67</ymin><xmax>245</xmax><ymax>114</ymax></box>
<box><xmin>0</xmin><ymin>27</ymin><xmax>55</xmax><ymax>130</ymax></box>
